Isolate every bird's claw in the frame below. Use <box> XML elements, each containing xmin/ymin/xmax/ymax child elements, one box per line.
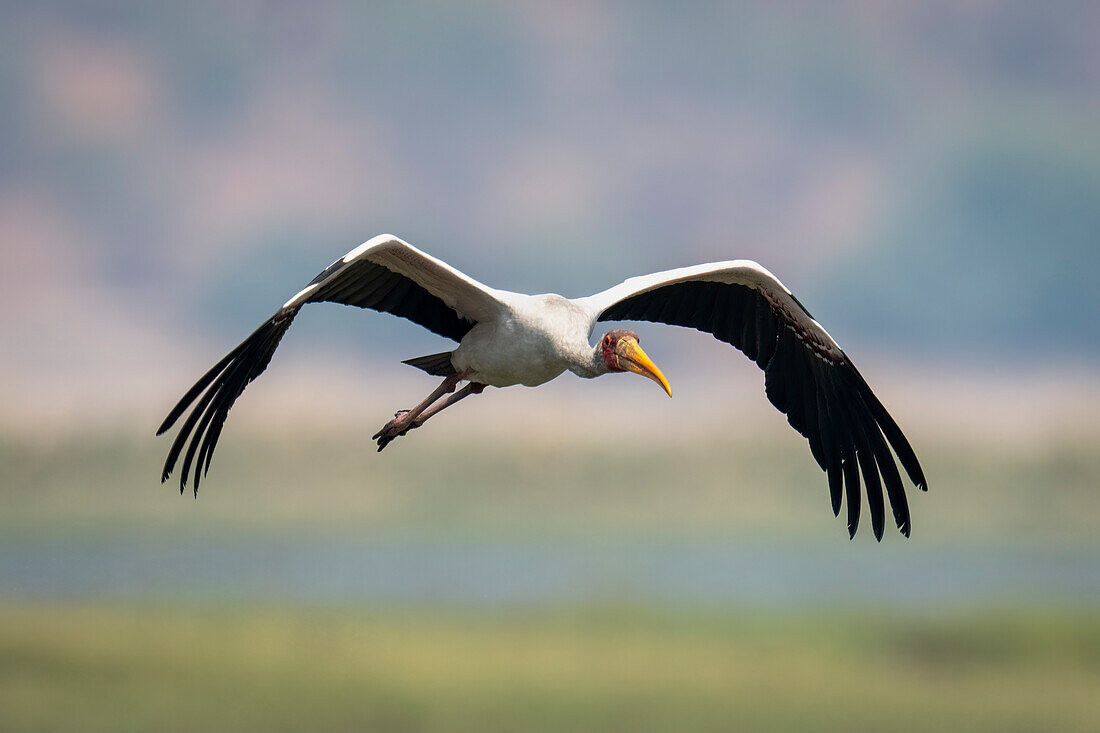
<box><xmin>372</xmin><ymin>411</ymin><xmax>419</xmax><ymax>451</ymax></box>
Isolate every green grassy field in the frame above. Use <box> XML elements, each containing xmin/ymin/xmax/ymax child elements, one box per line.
<box><xmin>2</xmin><ymin>429</ymin><xmax>1098</xmax><ymax>731</ymax></box>
<box><xmin>1</xmin><ymin>602</ymin><xmax>1098</xmax><ymax>732</ymax></box>
<box><xmin>3</xmin><ymin>427</ymin><xmax>1099</xmax><ymax>542</ymax></box>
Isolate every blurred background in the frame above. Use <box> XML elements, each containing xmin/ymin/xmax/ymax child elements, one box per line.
<box><xmin>2</xmin><ymin>1</ymin><xmax>1099</xmax><ymax>730</ymax></box>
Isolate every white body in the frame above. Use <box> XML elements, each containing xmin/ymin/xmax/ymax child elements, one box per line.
<box><xmin>453</xmin><ymin>293</ymin><xmax>599</xmax><ymax>387</ymax></box>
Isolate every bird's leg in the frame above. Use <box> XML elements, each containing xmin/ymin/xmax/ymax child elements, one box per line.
<box><xmin>373</xmin><ymin>380</ymin><xmax>485</xmax><ymax>451</ymax></box>
<box><xmin>408</xmin><ymin>382</ymin><xmax>485</xmax><ymax>429</ymax></box>
<box><xmin>372</xmin><ymin>373</ymin><xmax>461</xmax><ymax>450</ymax></box>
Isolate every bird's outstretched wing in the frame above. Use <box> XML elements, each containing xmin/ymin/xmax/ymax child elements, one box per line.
<box><xmin>157</xmin><ymin>235</ymin><xmax>504</xmax><ymax>494</ymax></box>
<box><xmin>579</xmin><ymin>261</ymin><xmax>927</xmax><ymax>540</ymax></box>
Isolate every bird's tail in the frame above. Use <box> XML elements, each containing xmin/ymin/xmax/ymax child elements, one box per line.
<box><xmin>157</xmin><ymin>308</ymin><xmax>298</xmax><ymax>495</ymax></box>
<box><xmin>401</xmin><ymin>351</ymin><xmax>457</xmax><ymax>377</ymax></box>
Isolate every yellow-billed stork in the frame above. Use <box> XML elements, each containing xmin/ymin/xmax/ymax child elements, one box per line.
<box><xmin>158</xmin><ymin>235</ymin><xmax>927</xmax><ymax>539</ymax></box>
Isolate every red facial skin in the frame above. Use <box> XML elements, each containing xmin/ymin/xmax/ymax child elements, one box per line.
<box><xmin>600</xmin><ymin>329</ymin><xmax>640</xmax><ymax>372</ymax></box>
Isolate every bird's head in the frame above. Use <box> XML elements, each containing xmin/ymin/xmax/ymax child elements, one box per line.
<box><xmin>599</xmin><ymin>329</ymin><xmax>672</xmax><ymax>397</ymax></box>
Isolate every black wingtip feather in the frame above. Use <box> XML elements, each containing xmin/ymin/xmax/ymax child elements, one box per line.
<box><xmin>158</xmin><ymin>310</ymin><xmax>297</xmax><ymax>493</ymax></box>
<box><xmin>156</xmin><ymin>339</ymin><xmax>250</xmax><ymax>436</ymax></box>
<box><xmin>597</xmin><ymin>277</ymin><xmax>928</xmax><ymax>539</ymax></box>
<box><xmin>827</xmin><ymin>462</ymin><xmax>842</xmax><ymax>517</ymax></box>
<box><xmin>850</xmin><ymin>402</ymin><xmax>886</xmax><ymax>542</ymax></box>
<box><xmin>162</xmin><ymin>327</ymin><xmax>270</xmax><ymax>490</ymax></box>
<box><xmin>858</xmin><ymin>392</ymin><xmax>911</xmax><ymax>538</ymax></box>
<box><xmin>842</xmin><ymin>453</ymin><xmax>860</xmax><ymax>539</ymax></box>
<box><xmin>844</xmin><ymin>363</ymin><xmax>928</xmax><ymax>492</ymax></box>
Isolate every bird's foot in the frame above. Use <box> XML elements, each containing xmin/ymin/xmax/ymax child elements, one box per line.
<box><xmin>372</xmin><ymin>410</ymin><xmax>419</xmax><ymax>451</ymax></box>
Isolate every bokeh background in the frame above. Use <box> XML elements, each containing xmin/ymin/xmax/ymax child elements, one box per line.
<box><xmin>2</xmin><ymin>1</ymin><xmax>1099</xmax><ymax>730</ymax></box>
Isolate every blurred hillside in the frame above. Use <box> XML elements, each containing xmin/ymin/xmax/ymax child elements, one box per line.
<box><xmin>2</xmin><ymin>1</ymin><xmax>1099</xmax><ymax>431</ymax></box>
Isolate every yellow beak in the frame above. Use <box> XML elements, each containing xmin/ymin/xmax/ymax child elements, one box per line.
<box><xmin>615</xmin><ymin>337</ymin><xmax>673</xmax><ymax>397</ymax></box>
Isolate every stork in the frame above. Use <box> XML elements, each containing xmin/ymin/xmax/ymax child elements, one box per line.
<box><xmin>159</xmin><ymin>234</ymin><xmax>927</xmax><ymax>539</ymax></box>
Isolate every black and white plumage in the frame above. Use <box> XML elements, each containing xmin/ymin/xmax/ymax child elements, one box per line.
<box><xmin>159</xmin><ymin>234</ymin><xmax>927</xmax><ymax>540</ymax></box>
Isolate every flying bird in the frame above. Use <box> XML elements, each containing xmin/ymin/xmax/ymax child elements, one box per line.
<box><xmin>159</xmin><ymin>234</ymin><xmax>927</xmax><ymax>539</ymax></box>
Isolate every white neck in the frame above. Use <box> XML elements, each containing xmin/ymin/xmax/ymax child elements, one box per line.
<box><xmin>568</xmin><ymin>343</ymin><xmax>610</xmax><ymax>379</ymax></box>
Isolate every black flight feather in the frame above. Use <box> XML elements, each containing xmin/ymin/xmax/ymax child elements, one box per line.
<box><xmin>596</xmin><ymin>275</ymin><xmax>926</xmax><ymax>539</ymax></box>
<box><xmin>160</xmin><ymin>310</ymin><xmax>296</xmax><ymax>493</ymax></box>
